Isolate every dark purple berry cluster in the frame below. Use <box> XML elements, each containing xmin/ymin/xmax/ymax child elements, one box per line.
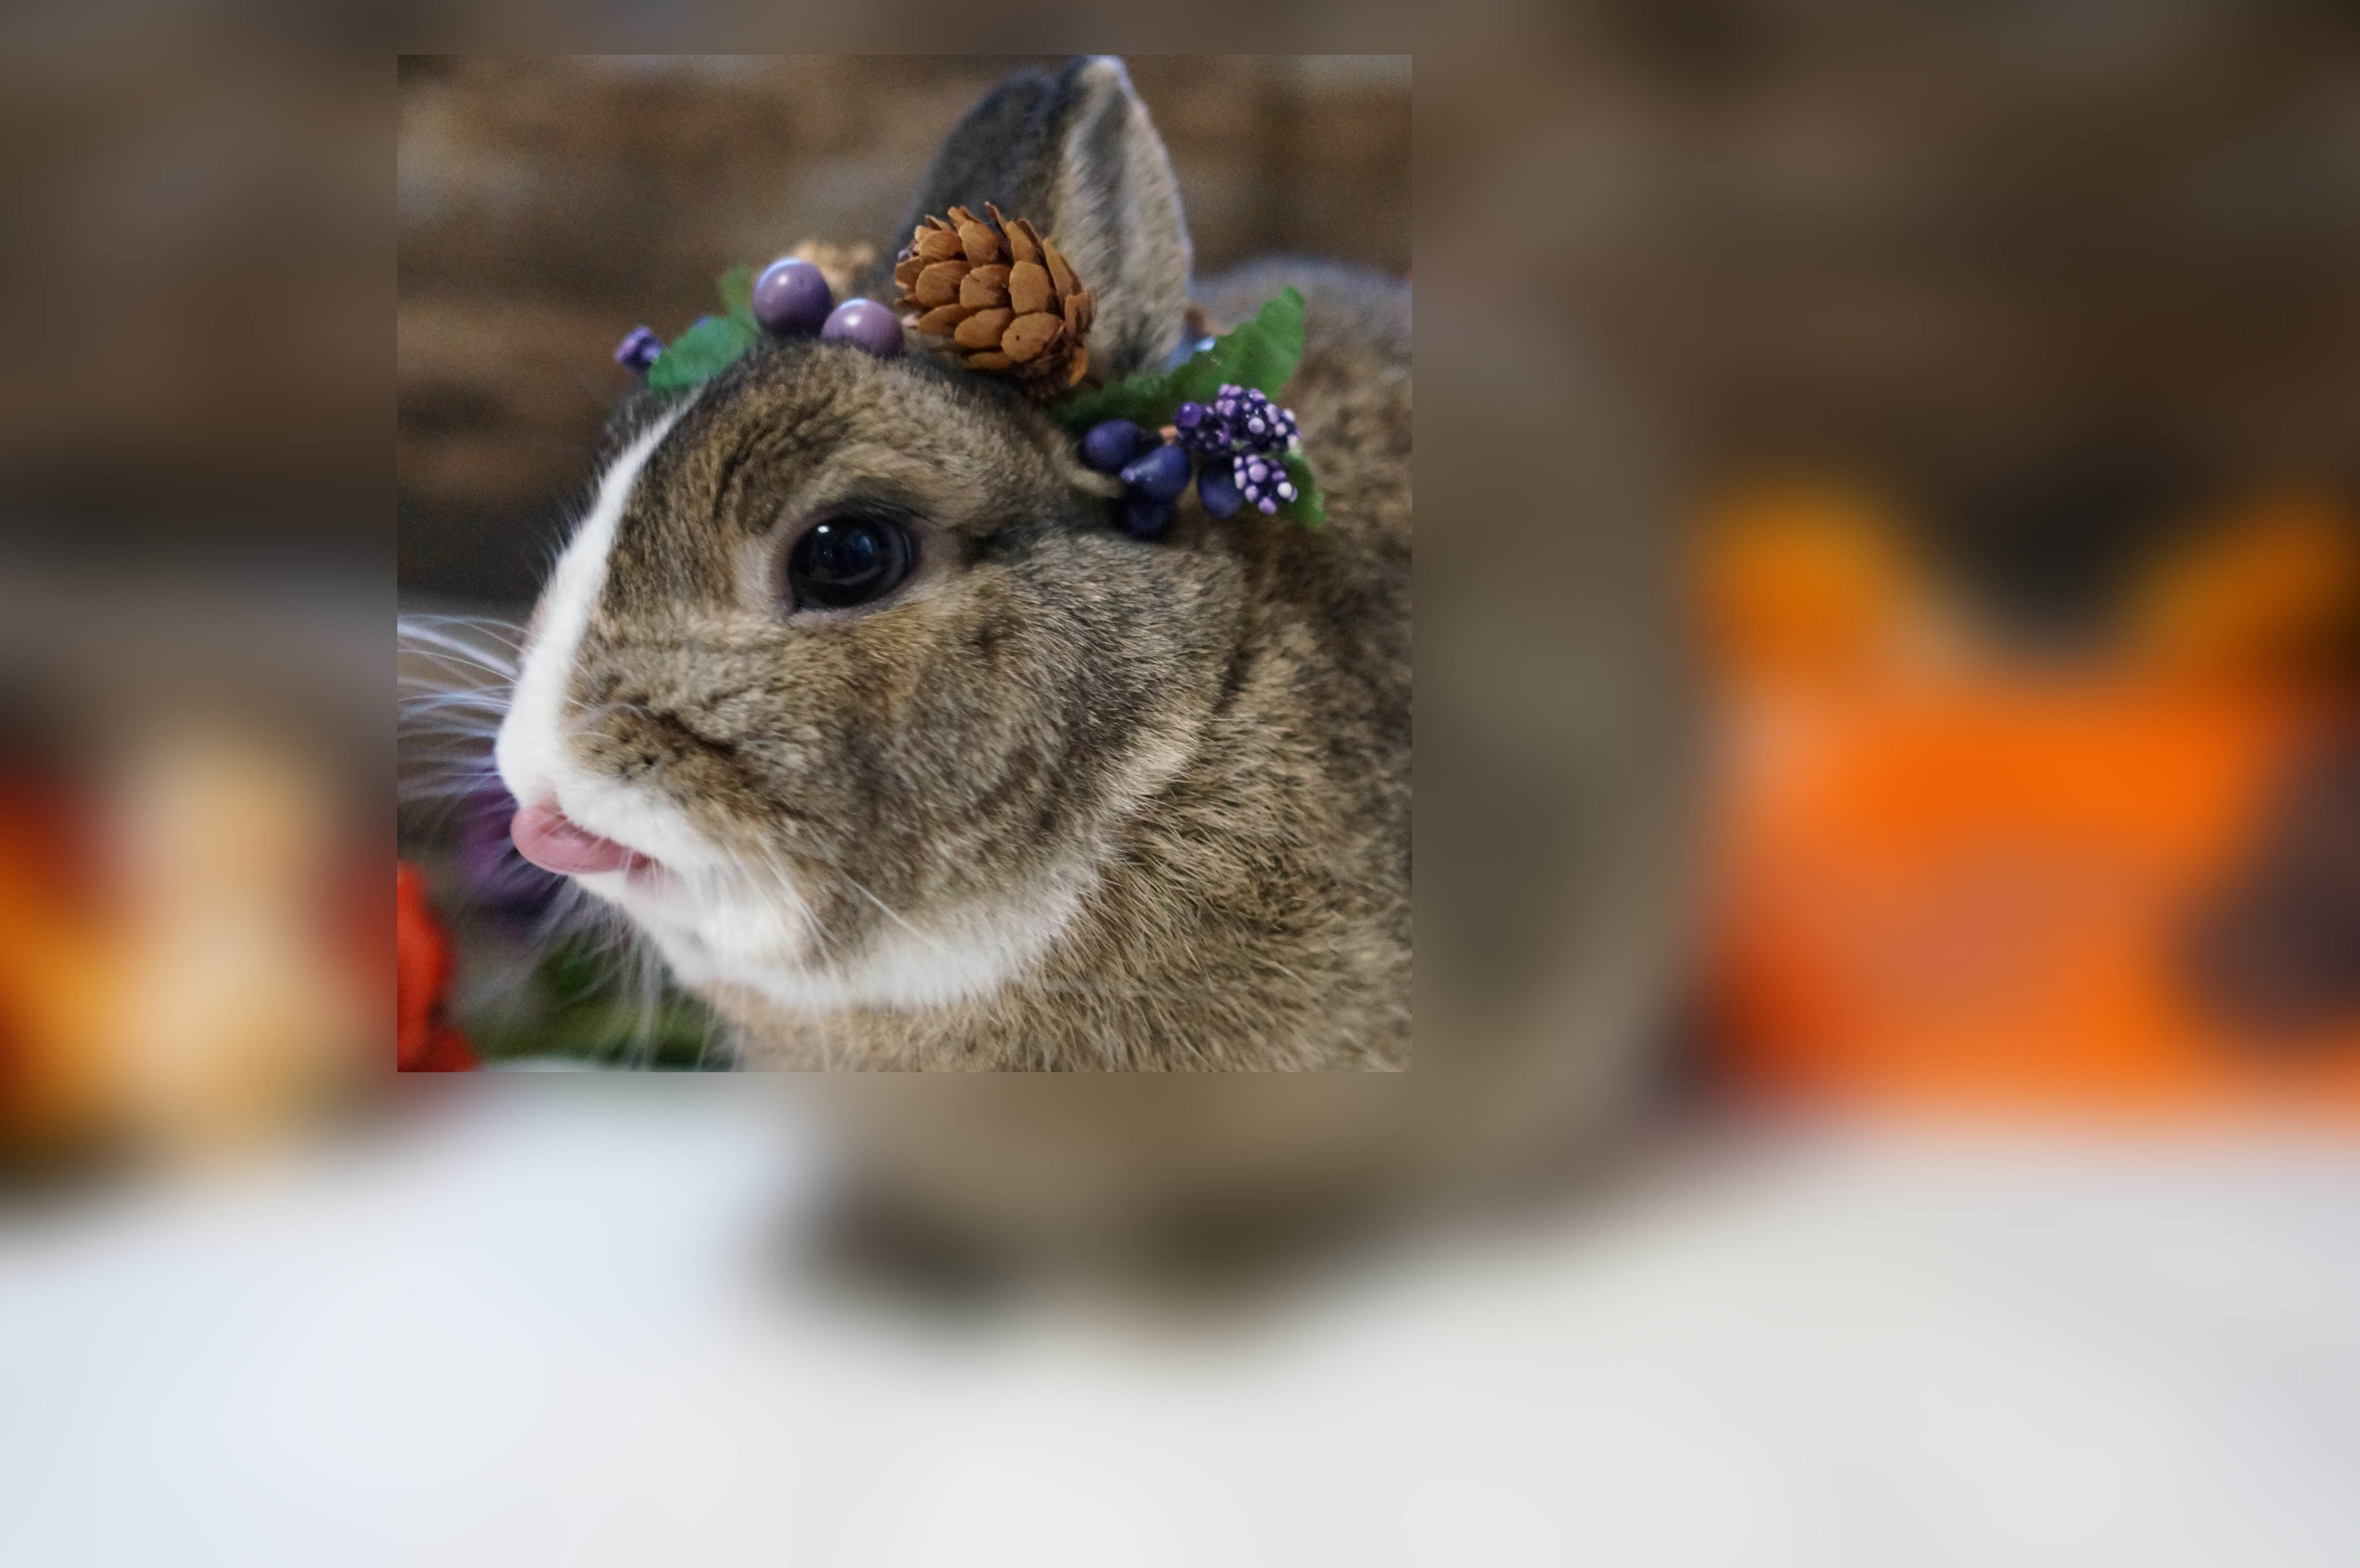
<box><xmin>1230</xmin><ymin>451</ymin><xmax>1300</xmax><ymax>515</ymax></box>
<box><xmin>1200</xmin><ymin>385</ymin><xmax>1300</xmax><ymax>456</ymax></box>
<box><xmin>1082</xmin><ymin>383</ymin><xmax>1304</xmax><ymax>537</ymax></box>
<box><xmin>1171</xmin><ymin>384</ymin><xmax>1303</xmax><ymax>517</ymax></box>
<box><xmin>1171</xmin><ymin>399</ymin><xmax>1227</xmax><ymax>459</ymax></box>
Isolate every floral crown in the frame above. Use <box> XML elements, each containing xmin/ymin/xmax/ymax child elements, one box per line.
<box><xmin>613</xmin><ymin>208</ymin><xmax>1325</xmax><ymax>538</ymax></box>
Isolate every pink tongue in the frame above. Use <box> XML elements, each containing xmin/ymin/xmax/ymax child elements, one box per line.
<box><xmin>511</xmin><ymin>804</ymin><xmax>647</xmax><ymax>876</ymax></box>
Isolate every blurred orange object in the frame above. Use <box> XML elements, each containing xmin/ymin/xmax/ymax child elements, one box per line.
<box><xmin>1701</xmin><ymin>485</ymin><xmax>2360</xmax><ymax>1119</ymax></box>
<box><xmin>3</xmin><ymin>728</ymin><xmax>383</xmax><ymax>1158</ymax></box>
<box><xmin>1692</xmin><ymin>479</ymin><xmax>1936</xmax><ymax>682</ymax></box>
<box><xmin>397</xmin><ymin>862</ymin><xmax>476</xmax><ymax>1072</ymax></box>
<box><xmin>2129</xmin><ymin>489</ymin><xmax>2360</xmax><ymax>676</ymax></box>
<box><xmin>0</xmin><ymin>784</ymin><xmax>120</xmax><ymax>1151</ymax></box>
<box><xmin>1714</xmin><ymin>682</ymin><xmax>2360</xmax><ymax>1116</ymax></box>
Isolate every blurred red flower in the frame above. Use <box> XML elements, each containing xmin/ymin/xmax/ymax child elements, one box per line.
<box><xmin>396</xmin><ymin>862</ymin><xmax>476</xmax><ymax>1072</ymax></box>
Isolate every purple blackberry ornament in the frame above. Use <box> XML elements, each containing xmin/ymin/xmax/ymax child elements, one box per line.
<box><xmin>752</xmin><ymin>257</ymin><xmax>833</xmax><ymax>336</ymax></box>
<box><xmin>1081</xmin><ymin>419</ymin><xmax>1154</xmax><ymax>474</ymax></box>
<box><xmin>1196</xmin><ymin>460</ymin><xmax>1243</xmax><ymax>519</ymax></box>
<box><xmin>614</xmin><ymin>325</ymin><xmax>664</xmax><ymax>375</ymax></box>
<box><xmin>1120</xmin><ymin>495</ymin><xmax>1176</xmax><ymax>541</ymax></box>
<box><xmin>1120</xmin><ymin>442</ymin><xmax>1192</xmax><ymax>503</ymax></box>
<box><xmin>820</xmin><ymin>298</ymin><xmax>904</xmax><ymax>357</ymax></box>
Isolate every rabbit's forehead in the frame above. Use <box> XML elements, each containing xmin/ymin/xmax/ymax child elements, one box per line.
<box><xmin>641</xmin><ymin>348</ymin><xmax>1044</xmax><ymax>531</ymax></box>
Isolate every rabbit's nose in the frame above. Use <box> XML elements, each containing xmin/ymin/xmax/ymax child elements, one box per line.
<box><xmin>511</xmin><ymin>803</ymin><xmax>648</xmax><ymax>876</ymax></box>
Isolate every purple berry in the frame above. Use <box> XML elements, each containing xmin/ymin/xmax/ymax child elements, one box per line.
<box><xmin>1235</xmin><ymin>446</ymin><xmax>1299</xmax><ymax>516</ymax></box>
<box><xmin>820</xmin><ymin>298</ymin><xmax>903</xmax><ymax>357</ymax></box>
<box><xmin>1081</xmin><ymin>419</ymin><xmax>1152</xmax><ymax>474</ymax></box>
<box><xmin>1175</xmin><ymin>404</ymin><xmax>1229</xmax><ymax>459</ymax></box>
<box><xmin>1120</xmin><ymin>495</ymin><xmax>1175</xmax><ymax>540</ymax></box>
<box><xmin>613</xmin><ymin>325</ymin><xmax>663</xmax><ymax>374</ymax></box>
<box><xmin>1196</xmin><ymin>462</ymin><xmax>1242</xmax><ymax>518</ymax></box>
<box><xmin>752</xmin><ymin>257</ymin><xmax>833</xmax><ymax>335</ymax></box>
<box><xmin>1235</xmin><ymin>390</ymin><xmax>1294</xmax><ymax>454</ymax></box>
<box><xmin>1177</xmin><ymin>382</ymin><xmax>1303</xmax><ymax>466</ymax></box>
<box><xmin>1120</xmin><ymin>442</ymin><xmax>1192</xmax><ymax>502</ymax></box>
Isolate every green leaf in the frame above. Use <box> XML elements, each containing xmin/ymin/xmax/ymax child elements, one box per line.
<box><xmin>645</xmin><ymin>313</ymin><xmax>756</xmax><ymax>391</ymax></box>
<box><xmin>1054</xmin><ymin>364</ymin><xmax>1185</xmax><ymax>432</ymax></box>
<box><xmin>1279</xmin><ymin>449</ymin><xmax>1327</xmax><ymax>528</ymax></box>
<box><xmin>1056</xmin><ymin>285</ymin><xmax>1307</xmax><ymax>431</ymax></box>
<box><xmin>640</xmin><ymin>265</ymin><xmax>762</xmax><ymax>392</ymax></box>
<box><xmin>717</xmin><ymin>265</ymin><xmax>756</xmax><ymax>331</ymax></box>
<box><xmin>1171</xmin><ymin>286</ymin><xmax>1304</xmax><ymax>407</ymax></box>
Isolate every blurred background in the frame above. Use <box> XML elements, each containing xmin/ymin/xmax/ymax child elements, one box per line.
<box><xmin>9</xmin><ymin>20</ymin><xmax>2360</xmax><ymax>1566</ymax></box>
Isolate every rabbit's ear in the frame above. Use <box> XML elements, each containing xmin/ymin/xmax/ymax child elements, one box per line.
<box><xmin>900</xmin><ymin>56</ymin><xmax>1192</xmax><ymax>384</ymax></box>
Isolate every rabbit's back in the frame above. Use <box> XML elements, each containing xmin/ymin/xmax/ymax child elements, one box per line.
<box><xmin>1082</xmin><ymin>259</ymin><xmax>1415</xmax><ymax>1070</ymax></box>
<box><xmin>1202</xmin><ymin>256</ymin><xmax>1413</xmax><ymax>899</ymax></box>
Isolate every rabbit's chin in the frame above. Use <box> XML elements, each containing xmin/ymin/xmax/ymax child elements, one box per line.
<box><xmin>604</xmin><ymin>864</ymin><xmax>1091</xmax><ymax>1015</ymax></box>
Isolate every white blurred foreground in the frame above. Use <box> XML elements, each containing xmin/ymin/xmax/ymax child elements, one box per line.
<box><xmin>3</xmin><ymin>1090</ymin><xmax>2357</xmax><ymax>1567</ymax></box>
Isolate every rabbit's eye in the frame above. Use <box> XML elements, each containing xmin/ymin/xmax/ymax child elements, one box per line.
<box><xmin>783</xmin><ymin>512</ymin><xmax>915</xmax><ymax>612</ymax></box>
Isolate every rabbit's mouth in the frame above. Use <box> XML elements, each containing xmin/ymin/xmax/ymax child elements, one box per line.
<box><xmin>510</xmin><ymin>802</ymin><xmax>655</xmax><ymax>880</ymax></box>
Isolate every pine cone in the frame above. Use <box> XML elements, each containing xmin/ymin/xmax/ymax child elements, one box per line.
<box><xmin>893</xmin><ymin>204</ymin><xmax>1094</xmax><ymax>401</ymax></box>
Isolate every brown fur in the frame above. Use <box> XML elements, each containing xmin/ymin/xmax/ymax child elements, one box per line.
<box><xmin>546</xmin><ymin>60</ymin><xmax>1408</xmax><ymax>1070</ymax></box>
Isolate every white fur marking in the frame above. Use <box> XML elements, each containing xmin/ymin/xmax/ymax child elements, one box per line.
<box><xmin>494</xmin><ymin>404</ymin><xmax>718</xmax><ymax>875</ymax></box>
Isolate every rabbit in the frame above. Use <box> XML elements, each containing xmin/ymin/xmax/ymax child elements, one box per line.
<box><xmin>493</xmin><ymin>56</ymin><xmax>1410</xmax><ymax>1072</ymax></box>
